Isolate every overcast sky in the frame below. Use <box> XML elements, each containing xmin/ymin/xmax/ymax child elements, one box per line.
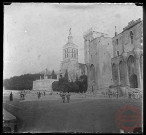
<box><xmin>4</xmin><ymin>3</ymin><xmax>142</xmax><ymax>79</ymax></box>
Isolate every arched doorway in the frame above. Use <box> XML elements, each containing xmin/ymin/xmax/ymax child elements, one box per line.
<box><xmin>127</xmin><ymin>55</ymin><xmax>135</xmax><ymax>76</ymax></box>
<box><xmin>119</xmin><ymin>61</ymin><xmax>126</xmax><ymax>86</ymax></box>
<box><xmin>129</xmin><ymin>74</ymin><xmax>138</xmax><ymax>88</ymax></box>
<box><xmin>127</xmin><ymin>55</ymin><xmax>137</xmax><ymax>88</ymax></box>
<box><xmin>112</xmin><ymin>63</ymin><xmax>118</xmax><ymax>85</ymax></box>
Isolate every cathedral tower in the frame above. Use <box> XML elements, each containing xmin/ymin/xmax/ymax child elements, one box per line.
<box><xmin>60</xmin><ymin>28</ymin><xmax>79</xmax><ymax>82</ymax></box>
<box><xmin>63</xmin><ymin>28</ymin><xmax>78</xmax><ymax>62</ymax></box>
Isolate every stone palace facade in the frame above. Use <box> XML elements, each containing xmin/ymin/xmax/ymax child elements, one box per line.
<box><xmin>111</xmin><ymin>18</ymin><xmax>143</xmax><ymax>89</ymax></box>
<box><xmin>83</xmin><ymin>28</ymin><xmax>113</xmax><ymax>93</ymax></box>
<box><xmin>84</xmin><ymin>18</ymin><xmax>143</xmax><ymax>93</ymax></box>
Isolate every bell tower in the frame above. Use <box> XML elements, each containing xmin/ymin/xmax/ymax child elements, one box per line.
<box><xmin>68</xmin><ymin>28</ymin><xmax>73</xmax><ymax>43</ymax></box>
<box><xmin>63</xmin><ymin>28</ymin><xmax>78</xmax><ymax>62</ymax></box>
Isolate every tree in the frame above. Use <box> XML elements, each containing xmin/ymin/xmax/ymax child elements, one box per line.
<box><xmin>75</xmin><ymin>75</ymin><xmax>88</xmax><ymax>93</ymax></box>
<box><xmin>64</xmin><ymin>69</ymin><xmax>69</xmax><ymax>82</ymax></box>
<box><xmin>51</xmin><ymin>70</ymin><xmax>57</xmax><ymax>79</ymax></box>
<box><xmin>3</xmin><ymin>73</ymin><xmax>43</xmax><ymax>90</ymax></box>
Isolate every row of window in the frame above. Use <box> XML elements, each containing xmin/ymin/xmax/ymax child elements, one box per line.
<box><xmin>65</xmin><ymin>48</ymin><xmax>78</xmax><ymax>53</ymax></box>
<box><xmin>115</xmin><ymin>31</ymin><xmax>134</xmax><ymax>45</ymax></box>
<box><xmin>65</xmin><ymin>53</ymin><xmax>77</xmax><ymax>58</ymax></box>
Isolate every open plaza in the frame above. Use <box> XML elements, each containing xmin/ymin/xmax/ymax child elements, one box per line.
<box><xmin>3</xmin><ymin>91</ymin><xmax>142</xmax><ymax>133</ymax></box>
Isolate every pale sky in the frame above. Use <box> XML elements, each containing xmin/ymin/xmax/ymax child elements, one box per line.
<box><xmin>4</xmin><ymin>3</ymin><xmax>142</xmax><ymax>79</ymax></box>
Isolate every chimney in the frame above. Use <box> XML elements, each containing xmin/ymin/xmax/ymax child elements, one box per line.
<box><xmin>115</xmin><ymin>26</ymin><xmax>117</xmax><ymax>36</ymax></box>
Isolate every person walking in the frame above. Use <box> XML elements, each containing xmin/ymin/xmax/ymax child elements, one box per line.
<box><xmin>116</xmin><ymin>91</ymin><xmax>119</xmax><ymax>98</ymax></box>
<box><xmin>38</xmin><ymin>92</ymin><xmax>40</xmax><ymax>99</ymax></box>
<box><xmin>10</xmin><ymin>92</ymin><xmax>13</xmax><ymax>101</ymax></box>
<box><xmin>61</xmin><ymin>92</ymin><xmax>66</xmax><ymax>103</ymax></box>
<box><xmin>128</xmin><ymin>92</ymin><xmax>131</xmax><ymax>99</ymax></box>
<box><xmin>66</xmin><ymin>92</ymin><xmax>71</xmax><ymax>103</ymax></box>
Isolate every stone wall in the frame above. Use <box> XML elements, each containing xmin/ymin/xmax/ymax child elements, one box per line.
<box><xmin>33</xmin><ymin>79</ymin><xmax>57</xmax><ymax>91</ymax></box>
<box><xmin>84</xmin><ymin>30</ymin><xmax>113</xmax><ymax>93</ymax></box>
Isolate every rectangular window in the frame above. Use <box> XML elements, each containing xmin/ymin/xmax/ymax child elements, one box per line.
<box><xmin>116</xmin><ymin>39</ymin><xmax>118</xmax><ymax>45</ymax></box>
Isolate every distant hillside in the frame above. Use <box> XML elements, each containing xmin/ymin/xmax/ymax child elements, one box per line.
<box><xmin>3</xmin><ymin>71</ymin><xmax>57</xmax><ymax>90</ymax></box>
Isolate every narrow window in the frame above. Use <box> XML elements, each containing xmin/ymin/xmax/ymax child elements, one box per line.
<box><xmin>130</xmin><ymin>31</ymin><xmax>133</xmax><ymax>44</ymax></box>
<box><xmin>116</xmin><ymin>39</ymin><xmax>118</xmax><ymax>45</ymax></box>
<box><xmin>117</xmin><ymin>51</ymin><xmax>119</xmax><ymax>56</ymax></box>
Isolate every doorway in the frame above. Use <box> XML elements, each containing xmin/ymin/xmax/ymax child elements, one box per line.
<box><xmin>129</xmin><ymin>74</ymin><xmax>138</xmax><ymax>88</ymax></box>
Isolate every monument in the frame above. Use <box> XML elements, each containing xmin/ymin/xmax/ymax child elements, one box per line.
<box><xmin>32</xmin><ymin>69</ymin><xmax>58</xmax><ymax>91</ymax></box>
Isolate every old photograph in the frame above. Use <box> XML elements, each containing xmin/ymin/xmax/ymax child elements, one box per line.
<box><xmin>3</xmin><ymin>3</ymin><xmax>143</xmax><ymax>133</ymax></box>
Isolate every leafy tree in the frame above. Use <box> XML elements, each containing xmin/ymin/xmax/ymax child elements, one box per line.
<box><xmin>52</xmin><ymin>74</ymin><xmax>88</xmax><ymax>93</ymax></box>
<box><xmin>3</xmin><ymin>73</ymin><xmax>43</xmax><ymax>90</ymax></box>
<box><xmin>51</xmin><ymin>70</ymin><xmax>57</xmax><ymax>79</ymax></box>
<box><xmin>64</xmin><ymin>69</ymin><xmax>69</xmax><ymax>82</ymax></box>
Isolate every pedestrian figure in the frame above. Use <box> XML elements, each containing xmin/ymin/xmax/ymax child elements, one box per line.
<box><xmin>38</xmin><ymin>92</ymin><xmax>40</xmax><ymax>99</ymax></box>
<box><xmin>61</xmin><ymin>92</ymin><xmax>66</xmax><ymax>103</ymax></box>
<box><xmin>66</xmin><ymin>92</ymin><xmax>71</xmax><ymax>103</ymax></box>
<box><xmin>23</xmin><ymin>93</ymin><xmax>25</xmax><ymax>100</ymax></box>
<box><xmin>116</xmin><ymin>92</ymin><xmax>119</xmax><ymax>98</ymax></box>
<box><xmin>128</xmin><ymin>92</ymin><xmax>131</xmax><ymax>99</ymax></box>
<box><xmin>10</xmin><ymin>92</ymin><xmax>13</xmax><ymax>101</ymax></box>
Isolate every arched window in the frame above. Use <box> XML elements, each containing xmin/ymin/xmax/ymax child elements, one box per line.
<box><xmin>130</xmin><ymin>31</ymin><xmax>134</xmax><ymax>44</ymax></box>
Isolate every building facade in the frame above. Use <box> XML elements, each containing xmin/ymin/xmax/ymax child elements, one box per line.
<box><xmin>83</xmin><ymin>28</ymin><xmax>113</xmax><ymax>93</ymax></box>
<box><xmin>111</xmin><ymin>18</ymin><xmax>143</xmax><ymax>89</ymax></box>
<box><xmin>60</xmin><ymin>28</ymin><xmax>86</xmax><ymax>82</ymax></box>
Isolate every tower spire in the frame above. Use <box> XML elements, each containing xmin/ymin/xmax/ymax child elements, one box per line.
<box><xmin>69</xmin><ymin>28</ymin><xmax>72</xmax><ymax>35</ymax></box>
<box><xmin>68</xmin><ymin>28</ymin><xmax>73</xmax><ymax>43</ymax></box>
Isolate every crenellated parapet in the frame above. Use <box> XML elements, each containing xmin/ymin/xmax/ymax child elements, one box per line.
<box><xmin>123</xmin><ymin>18</ymin><xmax>141</xmax><ymax>32</ymax></box>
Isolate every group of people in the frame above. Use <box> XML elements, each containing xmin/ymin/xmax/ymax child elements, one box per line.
<box><xmin>128</xmin><ymin>92</ymin><xmax>141</xmax><ymax>99</ymax></box>
<box><xmin>60</xmin><ymin>92</ymin><xmax>71</xmax><ymax>103</ymax></box>
<box><xmin>37</xmin><ymin>91</ymin><xmax>46</xmax><ymax>99</ymax></box>
<box><xmin>104</xmin><ymin>91</ymin><xmax>119</xmax><ymax>98</ymax></box>
<box><xmin>20</xmin><ymin>92</ymin><xmax>26</xmax><ymax>100</ymax></box>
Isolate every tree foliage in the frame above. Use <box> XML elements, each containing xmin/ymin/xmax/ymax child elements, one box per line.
<box><xmin>3</xmin><ymin>74</ymin><xmax>43</xmax><ymax>90</ymax></box>
<box><xmin>52</xmin><ymin>74</ymin><xmax>88</xmax><ymax>93</ymax></box>
<box><xmin>3</xmin><ymin>71</ymin><xmax>57</xmax><ymax>90</ymax></box>
<box><xmin>51</xmin><ymin>70</ymin><xmax>57</xmax><ymax>79</ymax></box>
